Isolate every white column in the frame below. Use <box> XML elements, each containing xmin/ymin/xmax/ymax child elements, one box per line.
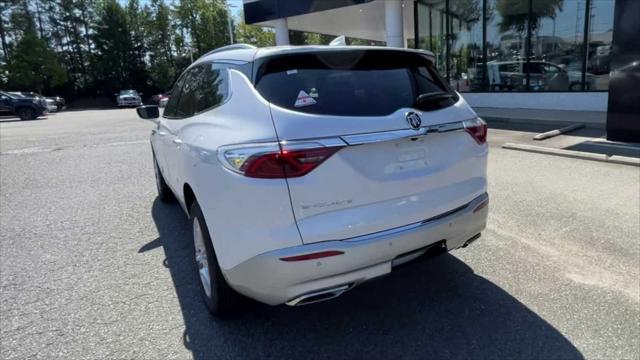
<box><xmin>274</xmin><ymin>18</ymin><xmax>290</xmax><ymax>46</ymax></box>
<box><xmin>385</xmin><ymin>0</ymin><xmax>404</xmax><ymax>48</ymax></box>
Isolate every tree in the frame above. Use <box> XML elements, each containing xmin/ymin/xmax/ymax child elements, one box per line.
<box><xmin>175</xmin><ymin>0</ymin><xmax>230</xmax><ymax>57</ymax></box>
<box><xmin>497</xmin><ymin>0</ymin><xmax>564</xmax><ymax>34</ymax></box>
<box><xmin>147</xmin><ymin>0</ymin><xmax>178</xmax><ymax>90</ymax></box>
<box><xmin>125</xmin><ymin>0</ymin><xmax>150</xmax><ymax>91</ymax></box>
<box><xmin>4</xmin><ymin>30</ymin><xmax>67</xmax><ymax>92</ymax></box>
<box><xmin>92</xmin><ymin>0</ymin><xmax>135</xmax><ymax>95</ymax></box>
<box><xmin>234</xmin><ymin>13</ymin><xmax>274</xmax><ymax>47</ymax></box>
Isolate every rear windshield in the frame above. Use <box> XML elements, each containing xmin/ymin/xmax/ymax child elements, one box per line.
<box><xmin>254</xmin><ymin>50</ymin><xmax>455</xmax><ymax>116</ymax></box>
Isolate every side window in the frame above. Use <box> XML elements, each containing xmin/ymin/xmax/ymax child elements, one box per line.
<box><xmin>524</xmin><ymin>62</ymin><xmax>542</xmax><ymax>74</ymax></box>
<box><xmin>543</xmin><ymin>64</ymin><xmax>560</xmax><ymax>73</ymax></box>
<box><xmin>224</xmin><ymin>62</ymin><xmax>252</xmax><ymax>79</ymax></box>
<box><xmin>175</xmin><ymin>63</ymin><xmax>229</xmax><ymax>118</ymax></box>
<box><xmin>163</xmin><ymin>73</ymin><xmax>187</xmax><ymax>118</ymax></box>
<box><xmin>175</xmin><ymin>65</ymin><xmax>202</xmax><ymax>118</ymax></box>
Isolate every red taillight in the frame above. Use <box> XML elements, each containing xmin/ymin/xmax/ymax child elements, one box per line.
<box><xmin>280</xmin><ymin>250</ymin><xmax>344</xmax><ymax>262</ymax></box>
<box><xmin>242</xmin><ymin>146</ymin><xmax>342</xmax><ymax>179</ymax></box>
<box><xmin>463</xmin><ymin>117</ymin><xmax>488</xmax><ymax>145</ymax></box>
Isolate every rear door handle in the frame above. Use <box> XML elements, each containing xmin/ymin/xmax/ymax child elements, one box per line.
<box><xmin>173</xmin><ymin>138</ymin><xmax>183</xmax><ymax>145</ymax></box>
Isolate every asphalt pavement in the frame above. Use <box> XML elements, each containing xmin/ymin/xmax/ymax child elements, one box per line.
<box><xmin>1</xmin><ymin>110</ymin><xmax>639</xmax><ymax>359</ymax></box>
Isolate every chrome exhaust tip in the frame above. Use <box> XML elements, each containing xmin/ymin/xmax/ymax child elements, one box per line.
<box><xmin>462</xmin><ymin>233</ymin><xmax>482</xmax><ymax>248</ymax></box>
<box><xmin>285</xmin><ymin>284</ymin><xmax>353</xmax><ymax>306</ymax></box>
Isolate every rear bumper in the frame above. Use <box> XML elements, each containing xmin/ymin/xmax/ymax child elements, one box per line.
<box><xmin>224</xmin><ymin>193</ymin><xmax>489</xmax><ymax>305</ymax></box>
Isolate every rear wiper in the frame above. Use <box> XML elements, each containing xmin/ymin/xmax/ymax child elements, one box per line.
<box><xmin>414</xmin><ymin>92</ymin><xmax>454</xmax><ymax>106</ymax></box>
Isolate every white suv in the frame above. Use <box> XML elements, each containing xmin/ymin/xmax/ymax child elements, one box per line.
<box><xmin>137</xmin><ymin>45</ymin><xmax>489</xmax><ymax>315</ymax></box>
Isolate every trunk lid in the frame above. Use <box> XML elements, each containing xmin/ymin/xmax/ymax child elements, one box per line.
<box><xmin>254</xmin><ymin>49</ymin><xmax>488</xmax><ymax>243</ymax></box>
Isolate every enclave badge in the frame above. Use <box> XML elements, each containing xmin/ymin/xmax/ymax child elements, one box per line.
<box><xmin>406</xmin><ymin>112</ymin><xmax>422</xmax><ymax>130</ymax></box>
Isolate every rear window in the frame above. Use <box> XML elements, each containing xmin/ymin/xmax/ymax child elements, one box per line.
<box><xmin>254</xmin><ymin>50</ymin><xmax>455</xmax><ymax>116</ymax></box>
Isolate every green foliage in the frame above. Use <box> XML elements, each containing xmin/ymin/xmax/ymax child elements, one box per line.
<box><xmin>147</xmin><ymin>0</ymin><xmax>177</xmax><ymax>90</ymax></box>
<box><xmin>1</xmin><ymin>0</ymin><xmax>401</xmax><ymax>101</ymax></box>
<box><xmin>92</xmin><ymin>0</ymin><xmax>135</xmax><ymax>94</ymax></box>
<box><xmin>175</xmin><ymin>0</ymin><xmax>230</xmax><ymax>57</ymax></box>
<box><xmin>234</xmin><ymin>21</ymin><xmax>275</xmax><ymax>47</ymax></box>
<box><xmin>4</xmin><ymin>30</ymin><xmax>67</xmax><ymax>92</ymax></box>
<box><xmin>497</xmin><ymin>0</ymin><xmax>564</xmax><ymax>34</ymax></box>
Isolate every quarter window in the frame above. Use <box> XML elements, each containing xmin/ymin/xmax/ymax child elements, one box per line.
<box><xmin>163</xmin><ymin>73</ymin><xmax>187</xmax><ymax>118</ymax></box>
<box><xmin>175</xmin><ymin>63</ymin><xmax>228</xmax><ymax>118</ymax></box>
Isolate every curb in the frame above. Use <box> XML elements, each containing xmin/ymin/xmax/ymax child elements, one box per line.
<box><xmin>533</xmin><ymin>123</ymin><xmax>585</xmax><ymax>140</ymax></box>
<box><xmin>483</xmin><ymin>116</ymin><xmax>605</xmax><ymax>129</ymax></box>
<box><xmin>501</xmin><ymin>142</ymin><xmax>640</xmax><ymax>167</ymax></box>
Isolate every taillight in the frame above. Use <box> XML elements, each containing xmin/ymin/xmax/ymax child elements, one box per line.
<box><xmin>219</xmin><ymin>142</ymin><xmax>344</xmax><ymax>179</ymax></box>
<box><xmin>463</xmin><ymin>117</ymin><xmax>488</xmax><ymax>145</ymax></box>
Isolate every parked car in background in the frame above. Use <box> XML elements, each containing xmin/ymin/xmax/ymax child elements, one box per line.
<box><xmin>11</xmin><ymin>91</ymin><xmax>46</xmax><ymax>101</ymax></box>
<box><xmin>46</xmin><ymin>96</ymin><xmax>65</xmax><ymax>111</ymax></box>
<box><xmin>116</xmin><ymin>90</ymin><xmax>143</xmax><ymax>107</ymax></box>
<box><xmin>0</xmin><ymin>91</ymin><xmax>48</xmax><ymax>120</ymax></box>
<box><xmin>137</xmin><ymin>45</ymin><xmax>489</xmax><ymax>316</ymax></box>
<box><xmin>45</xmin><ymin>98</ymin><xmax>58</xmax><ymax>112</ymax></box>
<box><xmin>487</xmin><ymin>60</ymin><xmax>571</xmax><ymax>91</ymax></box>
<box><xmin>158</xmin><ymin>93</ymin><xmax>170</xmax><ymax>107</ymax></box>
<box><xmin>566</xmin><ymin>62</ymin><xmax>596</xmax><ymax>91</ymax></box>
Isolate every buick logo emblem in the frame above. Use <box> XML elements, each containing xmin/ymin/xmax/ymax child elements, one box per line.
<box><xmin>406</xmin><ymin>112</ymin><xmax>422</xmax><ymax>130</ymax></box>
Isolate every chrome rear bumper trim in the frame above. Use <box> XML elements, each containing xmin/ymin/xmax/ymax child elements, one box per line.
<box><xmin>341</xmin><ymin>120</ymin><xmax>467</xmax><ymax>145</ymax></box>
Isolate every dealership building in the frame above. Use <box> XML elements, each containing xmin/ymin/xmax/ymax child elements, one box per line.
<box><xmin>243</xmin><ymin>0</ymin><xmax>639</xmax><ymax>140</ymax></box>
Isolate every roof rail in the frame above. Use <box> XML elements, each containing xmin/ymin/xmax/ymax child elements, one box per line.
<box><xmin>199</xmin><ymin>44</ymin><xmax>257</xmax><ymax>59</ymax></box>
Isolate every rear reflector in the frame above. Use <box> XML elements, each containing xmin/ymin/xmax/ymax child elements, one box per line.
<box><xmin>473</xmin><ymin>198</ymin><xmax>489</xmax><ymax>213</ymax></box>
<box><xmin>280</xmin><ymin>250</ymin><xmax>344</xmax><ymax>262</ymax></box>
<box><xmin>463</xmin><ymin>117</ymin><xmax>488</xmax><ymax>145</ymax></box>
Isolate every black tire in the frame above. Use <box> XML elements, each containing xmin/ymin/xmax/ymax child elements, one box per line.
<box><xmin>16</xmin><ymin>107</ymin><xmax>36</xmax><ymax>121</ymax></box>
<box><xmin>190</xmin><ymin>201</ymin><xmax>239</xmax><ymax>316</ymax></box>
<box><xmin>153</xmin><ymin>154</ymin><xmax>175</xmax><ymax>202</ymax></box>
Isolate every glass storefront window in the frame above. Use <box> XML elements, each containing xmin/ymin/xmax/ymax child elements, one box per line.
<box><xmin>485</xmin><ymin>0</ymin><xmax>531</xmax><ymax>91</ymax></box>
<box><xmin>449</xmin><ymin>0</ymin><xmax>483</xmax><ymax>92</ymax></box>
<box><xmin>415</xmin><ymin>0</ymin><xmax>612</xmax><ymax>92</ymax></box>
<box><xmin>587</xmin><ymin>0</ymin><xmax>614</xmax><ymax>90</ymax></box>
<box><xmin>531</xmin><ymin>0</ymin><xmax>587</xmax><ymax>91</ymax></box>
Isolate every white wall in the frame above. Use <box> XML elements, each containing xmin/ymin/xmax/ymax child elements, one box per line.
<box><xmin>463</xmin><ymin>92</ymin><xmax>609</xmax><ymax>112</ymax></box>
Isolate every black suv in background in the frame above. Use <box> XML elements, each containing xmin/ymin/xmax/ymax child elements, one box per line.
<box><xmin>0</xmin><ymin>91</ymin><xmax>48</xmax><ymax>120</ymax></box>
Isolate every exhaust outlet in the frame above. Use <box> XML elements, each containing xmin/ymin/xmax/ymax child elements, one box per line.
<box><xmin>462</xmin><ymin>233</ymin><xmax>481</xmax><ymax>248</ymax></box>
<box><xmin>285</xmin><ymin>284</ymin><xmax>352</xmax><ymax>306</ymax></box>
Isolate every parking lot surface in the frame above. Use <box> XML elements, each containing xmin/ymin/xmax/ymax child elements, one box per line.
<box><xmin>1</xmin><ymin>110</ymin><xmax>639</xmax><ymax>359</ymax></box>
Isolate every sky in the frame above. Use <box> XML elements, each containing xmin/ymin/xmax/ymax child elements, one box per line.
<box><xmin>127</xmin><ymin>0</ymin><xmax>245</xmax><ymax>19</ymax></box>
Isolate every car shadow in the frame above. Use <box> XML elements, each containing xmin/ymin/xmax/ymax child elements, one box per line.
<box><xmin>0</xmin><ymin>115</ymin><xmax>49</xmax><ymax>123</ymax></box>
<box><xmin>146</xmin><ymin>199</ymin><xmax>584</xmax><ymax>359</ymax></box>
<box><xmin>564</xmin><ymin>140</ymin><xmax>640</xmax><ymax>158</ymax></box>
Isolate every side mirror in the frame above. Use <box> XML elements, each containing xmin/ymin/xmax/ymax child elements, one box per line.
<box><xmin>136</xmin><ymin>105</ymin><xmax>159</xmax><ymax>121</ymax></box>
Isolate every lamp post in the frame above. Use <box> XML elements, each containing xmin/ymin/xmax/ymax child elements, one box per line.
<box><xmin>227</xmin><ymin>2</ymin><xmax>237</xmax><ymax>44</ymax></box>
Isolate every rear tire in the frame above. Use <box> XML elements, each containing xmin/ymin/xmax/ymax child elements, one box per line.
<box><xmin>190</xmin><ymin>201</ymin><xmax>239</xmax><ymax>316</ymax></box>
<box><xmin>17</xmin><ymin>107</ymin><xmax>36</xmax><ymax>120</ymax></box>
<box><xmin>153</xmin><ymin>154</ymin><xmax>175</xmax><ymax>202</ymax></box>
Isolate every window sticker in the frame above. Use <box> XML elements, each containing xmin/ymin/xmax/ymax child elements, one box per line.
<box><xmin>294</xmin><ymin>90</ymin><xmax>316</xmax><ymax>108</ymax></box>
<box><xmin>286</xmin><ymin>69</ymin><xmax>298</xmax><ymax>75</ymax></box>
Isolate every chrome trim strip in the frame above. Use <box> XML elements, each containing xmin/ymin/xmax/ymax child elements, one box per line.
<box><xmin>341</xmin><ymin>128</ymin><xmax>428</xmax><ymax>145</ymax></box>
<box><xmin>341</xmin><ymin>120</ymin><xmax>466</xmax><ymax>146</ymax></box>
<box><xmin>280</xmin><ymin>137</ymin><xmax>347</xmax><ymax>149</ymax></box>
